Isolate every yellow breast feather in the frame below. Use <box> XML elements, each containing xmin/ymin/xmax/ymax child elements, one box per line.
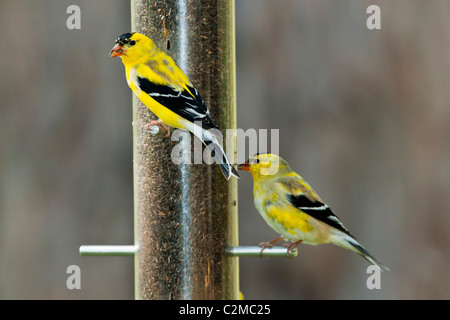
<box><xmin>265</xmin><ymin>203</ymin><xmax>313</xmax><ymax>235</ymax></box>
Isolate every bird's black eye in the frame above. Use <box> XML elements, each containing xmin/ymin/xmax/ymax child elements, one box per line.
<box><xmin>129</xmin><ymin>40</ymin><xmax>136</xmax><ymax>46</ymax></box>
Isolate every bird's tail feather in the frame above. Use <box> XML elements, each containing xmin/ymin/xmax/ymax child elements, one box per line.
<box><xmin>192</xmin><ymin>126</ymin><xmax>239</xmax><ymax>180</ymax></box>
<box><xmin>334</xmin><ymin>234</ymin><xmax>389</xmax><ymax>271</ymax></box>
<box><xmin>346</xmin><ymin>237</ymin><xmax>389</xmax><ymax>271</ymax></box>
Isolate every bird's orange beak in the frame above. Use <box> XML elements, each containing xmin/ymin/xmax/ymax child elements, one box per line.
<box><xmin>238</xmin><ymin>161</ymin><xmax>250</xmax><ymax>172</ymax></box>
<box><xmin>109</xmin><ymin>43</ymin><xmax>125</xmax><ymax>58</ymax></box>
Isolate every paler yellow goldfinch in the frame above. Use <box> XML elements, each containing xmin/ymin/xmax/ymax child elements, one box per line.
<box><xmin>239</xmin><ymin>153</ymin><xmax>388</xmax><ymax>270</ymax></box>
<box><xmin>110</xmin><ymin>32</ymin><xmax>239</xmax><ymax>179</ymax></box>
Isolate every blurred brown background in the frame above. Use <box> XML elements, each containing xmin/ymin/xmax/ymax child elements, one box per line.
<box><xmin>1</xmin><ymin>0</ymin><xmax>449</xmax><ymax>299</ymax></box>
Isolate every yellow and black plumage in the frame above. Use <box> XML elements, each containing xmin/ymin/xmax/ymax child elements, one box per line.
<box><xmin>239</xmin><ymin>153</ymin><xmax>388</xmax><ymax>270</ymax></box>
<box><xmin>110</xmin><ymin>32</ymin><xmax>239</xmax><ymax>179</ymax></box>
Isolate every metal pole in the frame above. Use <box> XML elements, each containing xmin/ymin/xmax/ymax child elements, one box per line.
<box><xmin>226</xmin><ymin>246</ymin><xmax>298</xmax><ymax>258</ymax></box>
<box><xmin>79</xmin><ymin>245</ymin><xmax>297</xmax><ymax>259</ymax></box>
<box><xmin>79</xmin><ymin>245</ymin><xmax>137</xmax><ymax>256</ymax></box>
<box><xmin>131</xmin><ymin>0</ymin><xmax>238</xmax><ymax>300</ymax></box>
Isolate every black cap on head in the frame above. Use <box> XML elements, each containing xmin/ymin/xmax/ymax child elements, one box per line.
<box><xmin>115</xmin><ymin>32</ymin><xmax>136</xmax><ymax>45</ymax></box>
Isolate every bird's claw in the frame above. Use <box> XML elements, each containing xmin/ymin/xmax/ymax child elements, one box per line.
<box><xmin>258</xmin><ymin>237</ymin><xmax>284</xmax><ymax>257</ymax></box>
<box><xmin>258</xmin><ymin>242</ymin><xmax>274</xmax><ymax>257</ymax></box>
<box><xmin>148</xmin><ymin>119</ymin><xmax>171</xmax><ymax>137</ymax></box>
<box><xmin>283</xmin><ymin>240</ymin><xmax>303</xmax><ymax>258</ymax></box>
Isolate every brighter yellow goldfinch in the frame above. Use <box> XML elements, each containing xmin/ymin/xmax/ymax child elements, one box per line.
<box><xmin>110</xmin><ymin>32</ymin><xmax>239</xmax><ymax>179</ymax></box>
<box><xmin>239</xmin><ymin>154</ymin><xmax>388</xmax><ymax>270</ymax></box>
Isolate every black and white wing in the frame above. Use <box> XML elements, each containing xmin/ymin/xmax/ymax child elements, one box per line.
<box><xmin>278</xmin><ymin>176</ymin><xmax>354</xmax><ymax>237</ymax></box>
<box><xmin>137</xmin><ymin>76</ymin><xmax>218</xmax><ymax>130</ymax></box>
<box><xmin>288</xmin><ymin>193</ymin><xmax>354</xmax><ymax>237</ymax></box>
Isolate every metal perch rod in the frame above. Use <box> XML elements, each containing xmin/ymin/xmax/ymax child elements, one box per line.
<box><xmin>79</xmin><ymin>245</ymin><xmax>297</xmax><ymax>258</ymax></box>
<box><xmin>79</xmin><ymin>245</ymin><xmax>137</xmax><ymax>256</ymax></box>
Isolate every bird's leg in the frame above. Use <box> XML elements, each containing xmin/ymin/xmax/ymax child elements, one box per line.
<box><xmin>148</xmin><ymin>119</ymin><xmax>171</xmax><ymax>137</ymax></box>
<box><xmin>164</xmin><ymin>126</ymin><xmax>171</xmax><ymax>138</ymax></box>
<box><xmin>283</xmin><ymin>240</ymin><xmax>303</xmax><ymax>258</ymax></box>
<box><xmin>258</xmin><ymin>237</ymin><xmax>284</xmax><ymax>257</ymax></box>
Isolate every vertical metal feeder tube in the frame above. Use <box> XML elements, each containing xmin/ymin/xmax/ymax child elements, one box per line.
<box><xmin>132</xmin><ymin>0</ymin><xmax>238</xmax><ymax>299</ymax></box>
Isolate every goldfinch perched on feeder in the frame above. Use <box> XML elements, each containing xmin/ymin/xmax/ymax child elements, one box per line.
<box><xmin>110</xmin><ymin>32</ymin><xmax>239</xmax><ymax>180</ymax></box>
<box><xmin>239</xmin><ymin>153</ymin><xmax>388</xmax><ymax>270</ymax></box>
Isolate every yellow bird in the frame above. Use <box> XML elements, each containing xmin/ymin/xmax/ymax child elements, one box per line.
<box><xmin>239</xmin><ymin>153</ymin><xmax>388</xmax><ymax>270</ymax></box>
<box><xmin>110</xmin><ymin>32</ymin><xmax>239</xmax><ymax>179</ymax></box>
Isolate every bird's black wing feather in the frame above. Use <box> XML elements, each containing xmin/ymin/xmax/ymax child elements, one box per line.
<box><xmin>288</xmin><ymin>194</ymin><xmax>354</xmax><ymax>237</ymax></box>
<box><xmin>137</xmin><ymin>77</ymin><xmax>218</xmax><ymax>130</ymax></box>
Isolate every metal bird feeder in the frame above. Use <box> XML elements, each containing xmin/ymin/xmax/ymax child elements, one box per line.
<box><xmin>80</xmin><ymin>0</ymin><xmax>296</xmax><ymax>300</ymax></box>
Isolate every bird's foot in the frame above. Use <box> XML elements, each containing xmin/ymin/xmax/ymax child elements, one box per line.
<box><xmin>283</xmin><ymin>240</ymin><xmax>303</xmax><ymax>258</ymax></box>
<box><xmin>148</xmin><ymin>119</ymin><xmax>171</xmax><ymax>137</ymax></box>
<box><xmin>258</xmin><ymin>237</ymin><xmax>284</xmax><ymax>257</ymax></box>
